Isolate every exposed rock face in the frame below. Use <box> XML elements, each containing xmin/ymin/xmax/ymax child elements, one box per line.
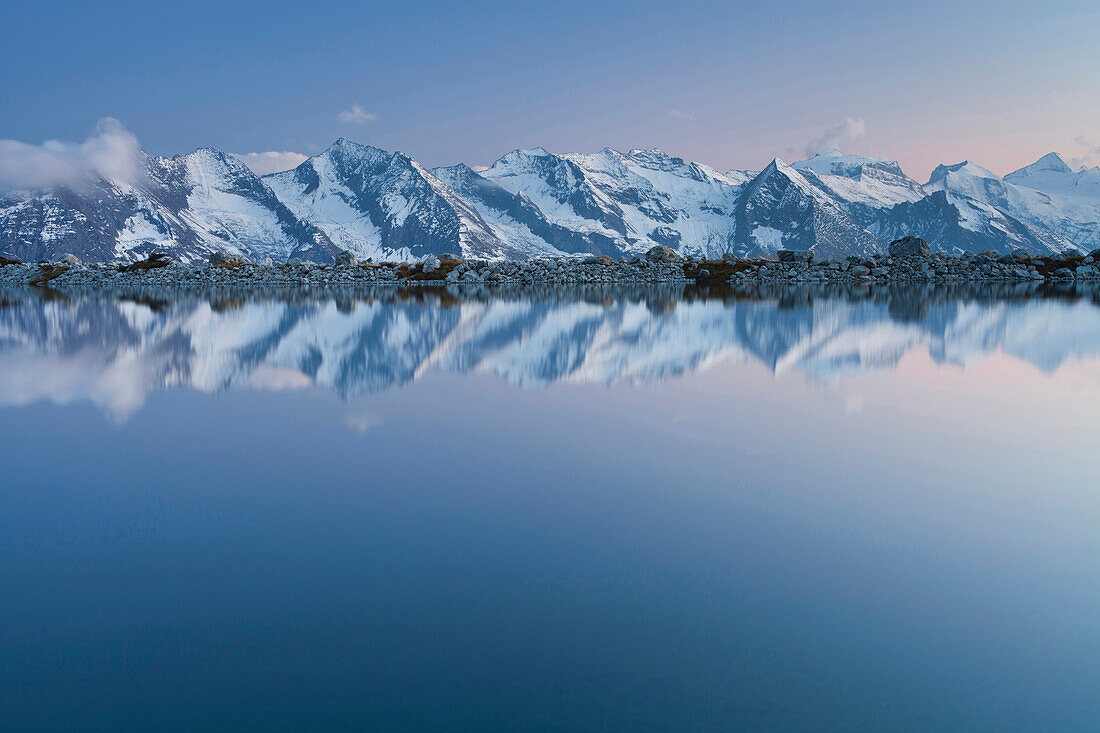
<box><xmin>734</xmin><ymin>158</ymin><xmax>882</xmax><ymax>259</ymax></box>
<box><xmin>889</xmin><ymin>236</ymin><xmax>931</xmax><ymax>258</ymax></box>
<box><xmin>421</xmin><ymin>255</ymin><xmax>441</xmax><ymax>273</ymax></box>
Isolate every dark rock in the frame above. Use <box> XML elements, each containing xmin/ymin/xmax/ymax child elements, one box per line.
<box><xmin>645</xmin><ymin>245</ymin><xmax>680</xmax><ymax>263</ymax></box>
<box><xmin>777</xmin><ymin>249</ymin><xmax>814</xmax><ymax>263</ymax></box>
<box><xmin>119</xmin><ymin>253</ymin><xmax>171</xmax><ymax>272</ymax></box>
<box><xmin>888</xmin><ymin>236</ymin><xmax>930</xmax><ymax>258</ymax></box>
<box><xmin>28</xmin><ymin>263</ymin><xmax>69</xmax><ymax>286</ymax></box>
<box><xmin>334</xmin><ymin>250</ymin><xmax>358</xmax><ymax>267</ymax></box>
<box><xmin>210</xmin><ymin>251</ymin><xmax>247</xmax><ymax>268</ymax></box>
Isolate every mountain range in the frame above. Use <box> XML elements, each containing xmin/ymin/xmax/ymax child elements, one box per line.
<box><xmin>2</xmin><ymin>140</ymin><xmax>1098</xmax><ymax>263</ymax></box>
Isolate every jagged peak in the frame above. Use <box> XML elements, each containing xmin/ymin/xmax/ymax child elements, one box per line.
<box><xmin>166</xmin><ymin>147</ymin><xmax>261</xmax><ymax>181</ymax></box>
<box><xmin>431</xmin><ymin>162</ymin><xmax>476</xmax><ymax>176</ymax></box>
<box><xmin>486</xmin><ymin>146</ymin><xmax>564</xmax><ymax>174</ymax></box>
<box><xmin>321</xmin><ymin>137</ymin><xmax>390</xmax><ymax>161</ymax></box>
<box><xmin>750</xmin><ymin>158</ymin><xmax>814</xmax><ymax>192</ymax></box>
<box><xmin>763</xmin><ymin>157</ymin><xmax>795</xmax><ymax>175</ymax></box>
<box><xmin>172</xmin><ymin>146</ymin><xmax>235</xmax><ymax>164</ymax></box>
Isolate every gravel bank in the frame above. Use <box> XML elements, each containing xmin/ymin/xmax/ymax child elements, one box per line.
<box><xmin>3</xmin><ymin>240</ymin><xmax>1100</xmax><ymax>298</ymax></box>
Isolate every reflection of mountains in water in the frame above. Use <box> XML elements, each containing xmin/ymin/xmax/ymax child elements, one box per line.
<box><xmin>3</xmin><ymin>287</ymin><xmax>1100</xmax><ymax>419</ymax></box>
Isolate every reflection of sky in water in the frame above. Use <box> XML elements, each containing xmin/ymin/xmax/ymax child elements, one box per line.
<box><xmin>1</xmin><ymin>293</ymin><xmax>1099</xmax><ymax>730</ymax></box>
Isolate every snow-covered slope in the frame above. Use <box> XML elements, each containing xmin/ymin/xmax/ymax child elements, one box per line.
<box><xmin>1004</xmin><ymin>153</ymin><xmax>1100</xmax><ymax>251</ymax></box>
<box><xmin>265</xmin><ymin>138</ymin><xmax>506</xmax><ymax>261</ymax></box>
<box><xmin>563</xmin><ymin>148</ymin><xmax>745</xmax><ymax>257</ymax></box>
<box><xmin>0</xmin><ymin>148</ymin><xmax>336</xmax><ymax>263</ymax></box>
<box><xmin>914</xmin><ymin>160</ymin><xmax>1073</xmax><ymax>254</ymax></box>
<box><xmin>430</xmin><ymin>163</ymin><xmax>609</xmax><ymax>257</ymax></box>
<box><xmin>149</xmin><ymin>148</ymin><xmax>339</xmax><ymax>263</ymax></box>
<box><xmin>792</xmin><ymin>150</ymin><xmax>925</xmax><ymax>213</ymax></box>
<box><xmin>479</xmin><ymin>146</ymin><xmax>747</xmax><ymax>258</ymax></box>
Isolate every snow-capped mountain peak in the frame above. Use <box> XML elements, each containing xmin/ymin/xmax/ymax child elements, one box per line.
<box><xmin>1009</xmin><ymin>152</ymin><xmax>1074</xmax><ymax>178</ymax></box>
<box><xmin>926</xmin><ymin>160</ymin><xmax>1001</xmax><ymax>188</ymax></box>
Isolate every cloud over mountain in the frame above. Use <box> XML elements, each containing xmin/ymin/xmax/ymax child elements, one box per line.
<box><xmin>805</xmin><ymin>118</ymin><xmax>867</xmax><ymax>157</ymax></box>
<box><xmin>0</xmin><ymin>117</ymin><xmax>144</xmax><ymax>193</ymax></box>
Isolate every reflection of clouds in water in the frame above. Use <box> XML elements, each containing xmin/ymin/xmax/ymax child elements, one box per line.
<box><xmin>0</xmin><ymin>347</ymin><xmax>154</xmax><ymax>423</ymax></box>
<box><xmin>246</xmin><ymin>365</ymin><xmax>313</xmax><ymax>392</ymax></box>
<box><xmin>343</xmin><ymin>412</ymin><xmax>384</xmax><ymax>434</ymax></box>
<box><xmin>3</xmin><ymin>293</ymin><xmax>1100</xmax><ymax>421</ymax></box>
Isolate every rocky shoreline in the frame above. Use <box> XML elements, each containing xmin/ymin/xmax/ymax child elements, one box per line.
<box><xmin>3</xmin><ymin>238</ymin><xmax>1100</xmax><ymax>296</ymax></box>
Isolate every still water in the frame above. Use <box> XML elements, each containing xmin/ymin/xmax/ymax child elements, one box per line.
<box><xmin>2</xmin><ymin>287</ymin><xmax>1099</xmax><ymax>731</ymax></box>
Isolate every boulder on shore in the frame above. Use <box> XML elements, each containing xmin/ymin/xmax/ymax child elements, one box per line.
<box><xmin>645</xmin><ymin>245</ymin><xmax>680</xmax><ymax>263</ymax></box>
<box><xmin>889</xmin><ymin>236</ymin><xmax>931</xmax><ymax>258</ymax></box>
<box><xmin>777</xmin><ymin>249</ymin><xmax>814</xmax><ymax>263</ymax></box>
<box><xmin>335</xmin><ymin>250</ymin><xmax>358</xmax><ymax>267</ymax></box>
<box><xmin>209</xmin><ymin>251</ymin><xmax>246</xmax><ymax>268</ymax></box>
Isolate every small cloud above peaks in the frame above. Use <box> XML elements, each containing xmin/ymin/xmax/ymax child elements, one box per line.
<box><xmin>804</xmin><ymin>118</ymin><xmax>867</xmax><ymax>158</ymax></box>
<box><xmin>337</xmin><ymin>105</ymin><xmax>378</xmax><ymax>125</ymax></box>
<box><xmin>232</xmin><ymin>151</ymin><xmax>308</xmax><ymax>176</ymax></box>
<box><xmin>669</xmin><ymin>108</ymin><xmax>694</xmax><ymax>121</ymax></box>
<box><xmin>1069</xmin><ymin>135</ymin><xmax>1100</xmax><ymax>169</ymax></box>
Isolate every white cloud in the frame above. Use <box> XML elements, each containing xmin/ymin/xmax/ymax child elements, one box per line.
<box><xmin>337</xmin><ymin>104</ymin><xmax>378</xmax><ymax>124</ymax></box>
<box><xmin>669</xmin><ymin>108</ymin><xmax>695</xmax><ymax>121</ymax></box>
<box><xmin>0</xmin><ymin>117</ymin><xmax>145</xmax><ymax>193</ymax></box>
<box><xmin>804</xmin><ymin>117</ymin><xmax>868</xmax><ymax>157</ymax></box>
<box><xmin>232</xmin><ymin>150</ymin><xmax>308</xmax><ymax>176</ymax></box>
<box><xmin>1069</xmin><ymin>136</ymin><xmax>1100</xmax><ymax>169</ymax></box>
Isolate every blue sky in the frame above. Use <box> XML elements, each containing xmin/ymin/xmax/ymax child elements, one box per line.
<box><xmin>2</xmin><ymin>0</ymin><xmax>1099</xmax><ymax>179</ymax></box>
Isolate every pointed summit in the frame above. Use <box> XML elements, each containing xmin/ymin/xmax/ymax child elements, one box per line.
<box><xmin>1006</xmin><ymin>152</ymin><xmax>1073</xmax><ymax>181</ymax></box>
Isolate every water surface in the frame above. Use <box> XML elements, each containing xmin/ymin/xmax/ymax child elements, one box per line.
<box><xmin>2</xmin><ymin>286</ymin><xmax>1099</xmax><ymax>731</ymax></box>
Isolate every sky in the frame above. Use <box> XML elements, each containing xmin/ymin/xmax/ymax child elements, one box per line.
<box><xmin>2</xmin><ymin>0</ymin><xmax>1099</xmax><ymax>181</ymax></box>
